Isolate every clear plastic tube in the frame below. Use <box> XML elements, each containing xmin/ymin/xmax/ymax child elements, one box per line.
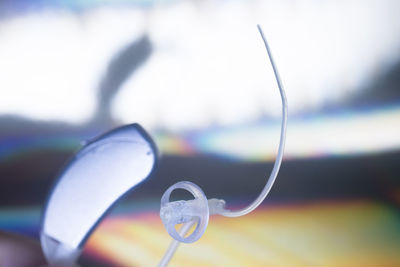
<box><xmin>158</xmin><ymin>221</ymin><xmax>195</xmax><ymax>267</ymax></box>
<box><xmin>159</xmin><ymin>24</ymin><xmax>288</xmax><ymax>266</ymax></box>
<box><xmin>220</xmin><ymin>25</ymin><xmax>288</xmax><ymax>217</ymax></box>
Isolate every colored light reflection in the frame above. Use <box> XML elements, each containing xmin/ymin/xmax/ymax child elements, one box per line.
<box><xmin>82</xmin><ymin>200</ymin><xmax>400</xmax><ymax>266</ymax></box>
<box><xmin>0</xmin><ymin>200</ymin><xmax>399</xmax><ymax>266</ymax></box>
<box><xmin>1</xmin><ymin>105</ymin><xmax>399</xmax><ymax>162</ymax></box>
<box><xmin>154</xmin><ymin>105</ymin><xmax>400</xmax><ymax>161</ymax></box>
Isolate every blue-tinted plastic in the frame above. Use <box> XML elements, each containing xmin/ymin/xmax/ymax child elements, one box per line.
<box><xmin>41</xmin><ymin>123</ymin><xmax>157</xmax><ymax>264</ymax></box>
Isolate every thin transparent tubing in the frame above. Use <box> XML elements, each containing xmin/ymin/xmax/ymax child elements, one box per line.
<box><xmin>221</xmin><ymin>25</ymin><xmax>288</xmax><ymax>218</ymax></box>
<box><xmin>158</xmin><ymin>25</ymin><xmax>288</xmax><ymax>266</ymax></box>
<box><xmin>158</xmin><ymin>221</ymin><xmax>195</xmax><ymax>267</ymax></box>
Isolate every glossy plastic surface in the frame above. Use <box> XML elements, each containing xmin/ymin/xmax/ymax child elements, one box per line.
<box><xmin>41</xmin><ymin>123</ymin><xmax>157</xmax><ymax>264</ymax></box>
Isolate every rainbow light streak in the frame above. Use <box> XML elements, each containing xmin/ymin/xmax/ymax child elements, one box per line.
<box><xmin>83</xmin><ymin>200</ymin><xmax>400</xmax><ymax>266</ymax></box>
<box><xmin>0</xmin><ymin>135</ymin><xmax>79</xmax><ymax>161</ymax></box>
<box><xmin>0</xmin><ymin>200</ymin><xmax>399</xmax><ymax>266</ymax></box>
<box><xmin>154</xmin><ymin>105</ymin><xmax>400</xmax><ymax>161</ymax></box>
<box><xmin>1</xmin><ymin>105</ymin><xmax>399</xmax><ymax>163</ymax></box>
<box><xmin>0</xmin><ymin>206</ymin><xmax>41</xmax><ymax>236</ymax></box>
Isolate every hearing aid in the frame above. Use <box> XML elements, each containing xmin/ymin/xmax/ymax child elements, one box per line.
<box><xmin>41</xmin><ymin>123</ymin><xmax>157</xmax><ymax>265</ymax></box>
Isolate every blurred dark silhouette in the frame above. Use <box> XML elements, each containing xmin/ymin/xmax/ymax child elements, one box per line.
<box><xmin>0</xmin><ymin>33</ymin><xmax>152</xmax><ymax>206</ymax></box>
<box><xmin>95</xmin><ymin>35</ymin><xmax>152</xmax><ymax>125</ymax></box>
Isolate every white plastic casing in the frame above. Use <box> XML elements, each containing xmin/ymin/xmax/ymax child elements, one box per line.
<box><xmin>41</xmin><ymin>123</ymin><xmax>157</xmax><ymax>265</ymax></box>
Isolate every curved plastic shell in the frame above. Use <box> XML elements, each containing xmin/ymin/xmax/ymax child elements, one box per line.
<box><xmin>41</xmin><ymin>123</ymin><xmax>157</xmax><ymax>264</ymax></box>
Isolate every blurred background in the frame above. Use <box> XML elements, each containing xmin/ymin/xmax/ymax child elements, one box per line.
<box><xmin>1</xmin><ymin>0</ymin><xmax>400</xmax><ymax>266</ymax></box>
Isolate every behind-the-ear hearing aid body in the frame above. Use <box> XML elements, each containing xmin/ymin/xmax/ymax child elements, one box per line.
<box><xmin>41</xmin><ymin>123</ymin><xmax>157</xmax><ymax>265</ymax></box>
<box><xmin>159</xmin><ymin>25</ymin><xmax>288</xmax><ymax>266</ymax></box>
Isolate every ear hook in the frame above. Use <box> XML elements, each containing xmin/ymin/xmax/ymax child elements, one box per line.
<box><xmin>159</xmin><ymin>24</ymin><xmax>288</xmax><ymax>266</ymax></box>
